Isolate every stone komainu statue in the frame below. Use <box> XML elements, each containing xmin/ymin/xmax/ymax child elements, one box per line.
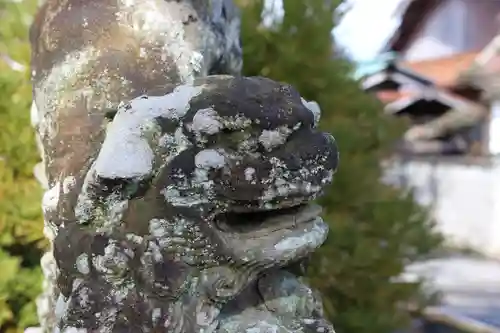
<box><xmin>30</xmin><ymin>0</ymin><xmax>338</xmax><ymax>332</ymax></box>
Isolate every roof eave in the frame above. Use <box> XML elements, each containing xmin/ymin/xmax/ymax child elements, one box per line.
<box><xmin>383</xmin><ymin>0</ymin><xmax>442</xmax><ymax>54</ymax></box>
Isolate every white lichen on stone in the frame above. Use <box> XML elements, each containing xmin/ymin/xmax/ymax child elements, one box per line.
<box><xmin>92</xmin><ymin>241</ymin><xmax>131</xmax><ymax>277</ymax></box>
<box><xmin>158</xmin><ymin>127</ymin><xmax>192</xmax><ymax>163</ymax></box>
<box><xmin>274</xmin><ymin>218</ymin><xmax>327</xmax><ymax>253</ymax></box>
<box><xmin>189</xmin><ymin>107</ymin><xmax>222</xmax><ymax>139</ymax></box>
<box><xmin>34</xmin><ymin>46</ymin><xmax>102</xmax><ymax>141</ymax></box>
<box><xmin>149</xmin><ymin>217</ymin><xmax>196</xmax><ymax>251</ymax></box>
<box><xmin>195</xmin><ymin>149</ymin><xmax>226</xmax><ymax>170</ymax></box>
<box><xmin>62</xmin><ymin>176</ymin><xmax>76</xmax><ymax>194</ymax></box>
<box><xmin>126</xmin><ymin>233</ymin><xmax>144</xmax><ymax>244</ymax></box>
<box><xmin>149</xmin><ymin>218</ymin><xmax>170</xmax><ymax>239</ymax></box>
<box><xmin>117</xmin><ymin>0</ymin><xmax>204</xmax><ymax>83</ymax></box>
<box><xmin>61</xmin><ymin>327</ymin><xmax>87</xmax><ymax>333</ymax></box>
<box><xmin>258</xmin><ymin>155</ymin><xmax>333</xmax><ymax>205</ymax></box>
<box><xmin>111</xmin><ymin>283</ymin><xmax>135</xmax><ymax>303</ymax></box>
<box><xmin>245</xmin><ymin>323</ymin><xmax>280</xmax><ymax>333</ymax></box>
<box><xmin>102</xmin><ymin>197</ymin><xmax>129</xmax><ymax>231</ymax></box>
<box><xmin>259</xmin><ymin>158</ymin><xmax>296</xmax><ymax>202</ymax></box>
<box><xmin>54</xmin><ymin>294</ymin><xmax>70</xmax><ymax>322</ymax></box>
<box><xmin>221</xmin><ymin>114</ymin><xmax>253</xmax><ymax>130</ymax></box>
<box><xmin>76</xmin><ymin>253</ymin><xmax>90</xmax><ymax>274</ymax></box>
<box><xmin>143</xmin><ymin>240</ymin><xmax>164</xmax><ymax>263</ymax></box>
<box><xmin>42</xmin><ymin>182</ymin><xmax>60</xmax><ymax>214</ymax></box>
<box><xmin>244</xmin><ymin>167</ymin><xmax>256</xmax><ymax>182</ymax></box>
<box><xmin>36</xmin><ymin>250</ymin><xmax>59</xmax><ymax>332</ymax></box>
<box><xmin>258</xmin><ymin>126</ymin><xmax>292</xmax><ymax>151</ymax></box>
<box><xmin>74</xmin><ymin>167</ymin><xmax>130</xmax><ymax>231</ymax></box>
<box><xmin>168</xmin><ymin>148</ymin><xmax>226</xmax><ymax>207</ymax></box>
<box><xmin>152</xmin><ymin>308</ymin><xmax>162</xmax><ymax>324</ymax></box>
<box><xmin>195</xmin><ymin>300</ymin><xmax>220</xmax><ymax>329</ymax></box>
<box><xmin>77</xmin><ymin>285</ymin><xmax>90</xmax><ymax>308</ymax></box>
<box><xmin>161</xmin><ymin>186</ymin><xmax>209</xmax><ymax>207</ymax></box>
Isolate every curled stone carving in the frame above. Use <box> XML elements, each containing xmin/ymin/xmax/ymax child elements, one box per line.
<box><xmin>30</xmin><ymin>1</ymin><xmax>338</xmax><ymax>332</ymax></box>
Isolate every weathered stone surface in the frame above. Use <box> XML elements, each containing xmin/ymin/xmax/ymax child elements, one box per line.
<box><xmin>37</xmin><ymin>75</ymin><xmax>338</xmax><ymax>332</ymax></box>
<box><xmin>30</xmin><ymin>1</ymin><xmax>338</xmax><ymax>332</ymax></box>
<box><xmin>30</xmin><ymin>0</ymin><xmax>242</xmax><ymax>188</ymax></box>
<box><xmin>31</xmin><ymin>1</ymin><xmax>242</xmax><ymax>330</ymax></box>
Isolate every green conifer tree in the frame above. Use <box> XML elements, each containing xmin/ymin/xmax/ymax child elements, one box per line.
<box><xmin>237</xmin><ymin>1</ymin><xmax>442</xmax><ymax>333</ymax></box>
<box><xmin>0</xmin><ymin>0</ymin><xmax>45</xmax><ymax>331</ymax></box>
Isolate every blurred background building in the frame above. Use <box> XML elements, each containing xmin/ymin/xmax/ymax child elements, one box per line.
<box><xmin>338</xmin><ymin>0</ymin><xmax>500</xmax><ymax>258</ymax></box>
<box><xmin>336</xmin><ymin>2</ymin><xmax>500</xmax><ymax>332</ymax></box>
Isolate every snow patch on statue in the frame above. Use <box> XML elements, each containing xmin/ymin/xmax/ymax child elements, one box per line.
<box><xmin>301</xmin><ymin>97</ymin><xmax>321</xmax><ymax>127</ymax></box>
<box><xmin>94</xmin><ymin>85</ymin><xmax>203</xmax><ymax>180</ymax></box>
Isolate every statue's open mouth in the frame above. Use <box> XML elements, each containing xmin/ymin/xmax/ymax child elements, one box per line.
<box><xmin>213</xmin><ymin>202</ymin><xmax>328</xmax><ymax>264</ymax></box>
<box><xmin>215</xmin><ymin>203</ymin><xmax>323</xmax><ymax>236</ymax></box>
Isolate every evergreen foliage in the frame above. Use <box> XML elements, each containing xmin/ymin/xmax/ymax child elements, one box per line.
<box><xmin>0</xmin><ymin>0</ymin><xmax>45</xmax><ymax>332</ymax></box>
<box><xmin>236</xmin><ymin>1</ymin><xmax>442</xmax><ymax>333</ymax></box>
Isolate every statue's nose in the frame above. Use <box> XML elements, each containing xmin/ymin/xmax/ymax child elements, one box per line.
<box><xmin>188</xmin><ymin>76</ymin><xmax>317</xmax><ymax>130</ymax></box>
<box><xmin>272</xmin><ymin>129</ymin><xmax>338</xmax><ymax>175</ymax></box>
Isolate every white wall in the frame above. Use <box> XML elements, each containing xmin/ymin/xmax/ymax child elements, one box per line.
<box><xmin>464</xmin><ymin>0</ymin><xmax>500</xmax><ymax>54</ymax></box>
<box><xmin>404</xmin><ymin>0</ymin><xmax>500</xmax><ymax>62</ymax></box>
<box><xmin>384</xmin><ymin>159</ymin><xmax>500</xmax><ymax>258</ymax></box>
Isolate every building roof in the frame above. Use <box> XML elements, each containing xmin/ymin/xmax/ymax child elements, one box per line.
<box><xmin>354</xmin><ymin>52</ymin><xmax>398</xmax><ymax>80</ymax></box>
<box><xmin>376</xmin><ymin>90</ymin><xmax>415</xmax><ymax>104</ymax></box>
<box><xmin>403</xmin><ymin>52</ymin><xmax>479</xmax><ymax>87</ymax></box>
<box><xmin>385</xmin><ymin>0</ymin><xmax>441</xmax><ymax>52</ymax></box>
<box><xmin>369</xmin><ymin>53</ymin><xmax>484</xmax><ymax>111</ymax></box>
<box><xmin>365</xmin><ymin>52</ymin><xmax>480</xmax><ymax>102</ymax></box>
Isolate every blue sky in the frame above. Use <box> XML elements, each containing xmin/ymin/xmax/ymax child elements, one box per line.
<box><xmin>333</xmin><ymin>0</ymin><xmax>404</xmax><ymax>62</ymax></box>
<box><xmin>262</xmin><ymin>0</ymin><xmax>405</xmax><ymax>62</ymax></box>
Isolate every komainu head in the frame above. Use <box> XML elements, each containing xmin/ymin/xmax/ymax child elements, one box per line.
<box><xmin>50</xmin><ymin>76</ymin><xmax>337</xmax><ymax>332</ymax></box>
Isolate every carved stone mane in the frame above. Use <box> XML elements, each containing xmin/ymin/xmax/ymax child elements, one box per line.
<box><xmin>30</xmin><ymin>1</ymin><xmax>338</xmax><ymax>332</ymax></box>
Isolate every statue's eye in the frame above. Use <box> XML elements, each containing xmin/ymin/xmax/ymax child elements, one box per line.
<box><xmin>226</xmin><ymin>131</ymin><xmax>250</xmax><ymax>145</ymax></box>
<box><xmin>104</xmin><ymin>109</ymin><xmax>118</xmax><ymax>121</ymax></box>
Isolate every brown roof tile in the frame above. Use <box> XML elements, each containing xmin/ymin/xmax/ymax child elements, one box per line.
<box><xmin>376</xmin><ymin>90</ymin><xmax>416</xmax><ymax>103</ymax></box>
<box><xmin>370</xmin><ymin>52</ymin><xmax>483</xmax><ymax>105</ymax></box>
<box><xmin>403</xmin><ymin>52</ymin><xmax>479</xmax><ymax>87</ymax></box>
